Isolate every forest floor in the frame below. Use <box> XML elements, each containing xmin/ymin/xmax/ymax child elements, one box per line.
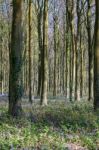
<box><xmin>0</xmin><ymin>96</ymin><xmax>99</xmax><ymax>150</ymax></box>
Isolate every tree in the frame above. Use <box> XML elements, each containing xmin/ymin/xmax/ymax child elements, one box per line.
<box><xmin>67</xmin><ymin>0</ymin><xmax>74</xmax><ymax>101</ymax></box>
<box><xmin>36</xmin><ymin>0</ymin><xmax>43</xmax><ymax>96</ymax></box>
<box><xmin>74</xmin><ymin>0</ymin><xmax>80</xmax><ymax>101</ymax></box>
<box><xmin>8</xmin><ymin>0</ymin><xmax>23</xmax><ymax>116</ymax></box>
<box><xmin>40</xmin><ymin>0</ymin><xmax>48</xmax><ymax>105</ymax></box>
<box><xmin>53</xmin><ymin>0</ymin><xmax>58</xmax><ymax>97</ymax></box>
<box><xmin>28</xmin><ymin>0</ymin><xmax>32</xmax><ymax>103</ymax></box>
<box><xmin>87</xmin><ymin>0</ymin><xmax>93</xmax><ymax>101</ymax></box>
<box><xmin>94</xmin><ymin>0</ymin><xmax>99</xmax><ymax>110</ymax></box>
<box><xmin>0</xmin><ymin>37</ymin><xmax>3</xmax><ymax>95</ymax></box>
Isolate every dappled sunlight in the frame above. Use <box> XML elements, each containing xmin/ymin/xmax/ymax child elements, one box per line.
<box><xmin>0</xmin><ymin>101</ymin><xmax>99</xmax><ymax>149</ymax></box>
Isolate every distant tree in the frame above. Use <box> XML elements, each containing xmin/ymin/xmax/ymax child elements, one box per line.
<box><xmin>53</xmin><ymin>0</ymin><xmax>59</xmax><ymax>97</ymax></box>
<box><xmin>0</xmin><ymin>37</ymin><xmax>3</xmax><ymax>95</ymax></box>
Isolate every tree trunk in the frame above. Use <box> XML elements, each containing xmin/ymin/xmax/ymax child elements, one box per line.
<box><xmin>87</xmin><ymin>0</ymin><xmax>93</xmax><ymax>101</ymax></box>
<box><xmin>94</xmin><ymin>0</ymin><xmax>99</xmax><ymax>110</ymax></box>
<box><xmin>53</xmin><ymin>15</ymin><xmax>58</xmax><ymax>97</ymax></box>
<box><xmin>0</xmin><ymin>38</ymin><xmax>3</xmax><ymax>95</ymax></box>
<box><xmin>40</xmin><ymin>0</ymin><xmax>48</xmax><ymax>106</ymax></box>
<box><xmin>9</xmin><ymin>0</ymin><xmax>23</xmax><ymax>116</ymax></box>
<box><xmin>37</xmin><ymin>8</ymin><xmax>43</xmax><ymax>96</ymax></box>
<box><xmin>28</xmin><ymin>0</ymin><xmax>32</xmax><ymax>103</ymax></box>
<box><xmin>74</xmin><ymin>0</ymin><xmax>80</xmax><ymax>101</ymax></box>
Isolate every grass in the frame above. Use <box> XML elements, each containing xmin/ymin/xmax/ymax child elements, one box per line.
<box><xmin>0</xmin><ymin>101</ymin><xmax>99</xmax><ymax>150</ymax></box>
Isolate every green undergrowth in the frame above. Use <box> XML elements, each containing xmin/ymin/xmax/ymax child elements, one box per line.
<box><xmin>0</xmin><ymin>101</ymin><xmax>99</xmax><ymax>150</ymax></box>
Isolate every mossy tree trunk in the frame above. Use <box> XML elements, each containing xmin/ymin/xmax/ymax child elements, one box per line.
<box><xmin>9</xmin><ymin>0</ymin><xmax>23</xmax><ymax>116</ymax></box>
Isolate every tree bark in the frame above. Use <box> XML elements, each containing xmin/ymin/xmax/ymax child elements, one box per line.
<box><xmin>94</xmin><ymin>0</ymin><xmax>99</xmax><ymax>110</ymax></box>
<box><xmin>9</xmin><ymin>0</ymin><xmax>23</xmax><ymax>116</ymax></box>
<box><xmin>28</xmin><ymin>0</ymin><xmax>32</xmax><ymax>103</ymax></box>
<box><xmin>87</xmin><ymin>0</ymin><xmax>93</xmax><ymax>101</ymax></box>
<box><xmin>40</xmin><ymin>0</ymin><xmax>48</xmax><ymax>106</ymax></box>
<box><xmin>37</xmin><ymin>7</ymin><xmax>43</xmax><ymax>96</ymax></box>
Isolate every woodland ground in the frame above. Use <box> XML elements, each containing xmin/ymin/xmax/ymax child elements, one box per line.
<box><xmin>0</xmin><ymin>96</ymin><xmax>99</xmax><ymax>150</ymax></box>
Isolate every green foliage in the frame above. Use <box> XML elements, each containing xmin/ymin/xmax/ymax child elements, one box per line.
<box><xmin>0</xmin><ymin>102</ymin><xmax>99</xmax><ymax>149</ymax></box>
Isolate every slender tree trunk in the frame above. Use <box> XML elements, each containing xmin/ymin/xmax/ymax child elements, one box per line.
<box><xmin>87</xmin><ymin>0</ymin><xmax>93</xmax><ymax>101</ymax></box>
<box><xmin>40</xmin><ymin>0</ymin><xmax>48</xmax><ymax>106</ymax></box>
<box><xmin>28</xmin><ymin>0</ymin><xmax>32</xmax><ymax>103</ymax></box>
<box><xmin>0</xmin><ymin>39</ymin><xmax>3</xmax><ymax>95</ymax></box>
<box><xmin>80</xmin><ymin>32</ymin><xmax>83</xmax><ymax>98</ymax></box>
<box><xmin>53</xmin><ymin>15</ymin><xmax>58</xmax><ymax>97</ymax></box>
<box><xmin>37</xmin><ymin>8</ymin><xmax>43</xmax><ymax>96</ymax></box>
<box><xmin>74</xmin><ymin>0</ymin><xmax>80</xmax><ymax>101</ymax></box>
<box><xmin>65</xmin><ymin>0</ymin><xmax>69</xmax><ymax>98</ymax></box>
<box><xmin>67</xmin><ymin>0</ymin><xmax>74</xmax><ymax>101</ymax></box>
